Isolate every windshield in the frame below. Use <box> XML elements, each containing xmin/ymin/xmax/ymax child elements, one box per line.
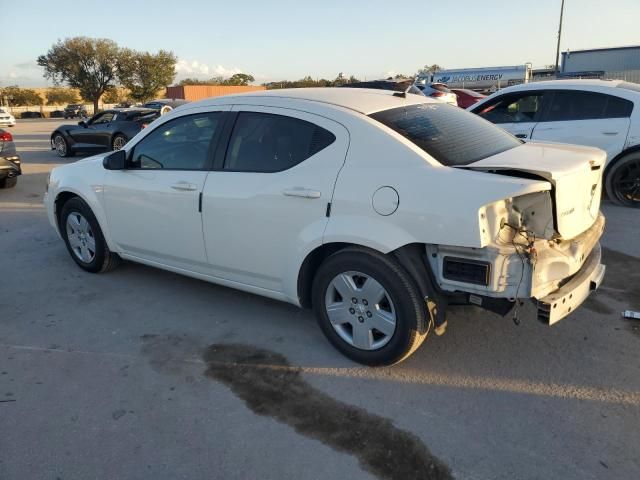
<box><xmin>369</xmin><ymin>103</ymin><xmax>521</xmax><ymax>166</ymax></box>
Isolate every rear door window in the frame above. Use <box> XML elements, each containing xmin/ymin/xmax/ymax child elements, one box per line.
<box><xmin>224</xmin><ymin>112</ymin><xmax>336</xmax><ymax>172</ymax></box>
<box><xmin>370</xmin><ymin>103</ymin><xmax>521</xmax><ymax>166</ymax></box>
<box><xmin>475</xmin><ymin>92</ymin><xmax>545</xmax><ymax>124</ymax></box>
<box><xmin>544</xmin><ymin>90</ymin><xmax>633</xmax><ymax>121</ymax></box>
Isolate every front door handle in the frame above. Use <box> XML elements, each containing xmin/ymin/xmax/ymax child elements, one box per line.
<box><xmin>283</xmin><ymin>188</ymin><xmax>321</xmax><ymax>199</ymax></box>
<box><xmin>602</xmin><ymin>131</ymin><xmax>619</xmax><ymax>136</ymax></box>
<box><xmin>171</xmin><ymin>182</ymin><xmax>198</xmax><ymax>192</ymax></box>
<box><xmin>514</xmin><ymin>133</ymin><xmax>528</xmax><ymax>139</ymax></box>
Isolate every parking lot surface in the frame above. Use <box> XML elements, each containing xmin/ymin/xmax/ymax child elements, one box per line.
<box><xmin>1</xmin><ymin>119</ymin><xmax>639</xmax><ymax>480</ymax></box>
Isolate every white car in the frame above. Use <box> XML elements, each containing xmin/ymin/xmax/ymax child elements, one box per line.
<box><xmin>414</xmin><ymin>82</ymin><xmax>459</xmax><ymax>106</ymax></box>
<box><xmin>0</xmin><ymin>108</ymin><xmax>16</xmax><ymax>127</ymax></box>
<box><xmin>469</xmin><ymin>79</ymin><xmax>640</xmax><ymax>207</ymax></box>
<box><xmin>44</xmin><ymin>88</ymin><xmax>606</xmax><ymax>365</ymax></box>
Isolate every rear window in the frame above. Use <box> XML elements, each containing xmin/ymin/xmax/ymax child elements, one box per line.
<box><xmin>370</xmin><ymin>103</ymin><xmax>521</xmax><ymax>166</ymax></box>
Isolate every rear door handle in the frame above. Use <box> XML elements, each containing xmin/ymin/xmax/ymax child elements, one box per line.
<box><xmin>514</xmin><ymin>133</ymin><xmax>528</xmax><ymax>139</ymax></box>
<box><xmin>171</xmin><ymin>182</ymin><xmax>198</xmax><ymax>192</ymax></box>
<box><xmin>602</xmin><ymin>131</ymin><xmax>619</xmax><ymax>136</ymax></box>
<box><xmin>283</xmin><ymin>188</ymin><xmax>321</xmax><ymax>199</ymax></box>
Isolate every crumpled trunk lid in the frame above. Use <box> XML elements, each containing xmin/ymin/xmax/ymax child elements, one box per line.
<box><xmin>461</xmin><ymin>142</ymin><xmax>605</xmax><ymax>240</ymax></box>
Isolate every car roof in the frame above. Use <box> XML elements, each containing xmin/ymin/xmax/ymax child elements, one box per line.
<box><xmin>187</xmin><ymin>87</ymin><xmax>435</xmax><ymax>115</ymax></box>
<box><xmin>496</xmin><ymin>79</ymin><xmax>630</xmax><ymax>93</ymax></box>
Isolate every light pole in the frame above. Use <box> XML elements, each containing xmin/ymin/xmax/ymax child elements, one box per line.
<box><xmin>554</xmin><ymin>0</ymin><xmax>566</xmax><ymax>74</ymax></box>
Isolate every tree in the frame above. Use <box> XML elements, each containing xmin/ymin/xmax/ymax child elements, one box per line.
<box><xmin>117</xmin><ymin>49</ymin><xmax>177</xmax><ymax>102</ymax></box>
<box><xmin>222</xmin><ymin>73</ymin><xmax>255</xmax><ymax>86</ymax></box>
<box><xmin>38</xmin><ymin>37</ymin><xmax>120</xmax><ymax>113</ymax></box>
<box><xmin>45</xmin><ymin>87</ymin><xmax>79</xmax><ymax>105</ymax></box>
<box><xmin>417</xmin><ymin>64</ymin><xmax>443</xmax><ymax>76</ymax></box>
<box><xmin>102</xmin><ymin>88</ymin><xmax>129</xmax><ymax>105</ymax></box>
<box><xmin>0</xmin><ymin>85</ymin><xmax>43</xmax><ymax>106</ymax></box>
<box><xmin>178</xmin><ymin>76</ymin><xmax>224</xmax><ymax>86</ymax></box>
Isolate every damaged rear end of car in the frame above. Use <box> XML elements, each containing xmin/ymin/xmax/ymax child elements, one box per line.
<box><xmin>428</xmin><ymin>142</ymin><xmax>607</xmax><ymax>325</ymax></box>
<box><xmin>368</xmin><ymin>101</ymin><xmax>606</xmax><ymax>328</ymax></box>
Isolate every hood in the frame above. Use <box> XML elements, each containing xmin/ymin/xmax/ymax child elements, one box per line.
<box><xmin>461</xmin><ymin>142</ymin><xmax>605</xmax><ymax>239</ymax></box>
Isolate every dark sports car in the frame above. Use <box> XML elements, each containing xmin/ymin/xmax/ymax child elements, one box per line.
<box><xmin>50</xmin><ymin>108</ymin><xmax>158</xmax><ymax>157</ymax></box>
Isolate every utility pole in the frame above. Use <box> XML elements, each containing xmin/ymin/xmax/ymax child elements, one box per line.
<box><xmin>554</xmin><ymin>0</ymin><xmax>566</xmax><ymax>74</ymax></box>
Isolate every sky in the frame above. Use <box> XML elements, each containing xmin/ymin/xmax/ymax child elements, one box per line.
<box><xmin>1</xmin><ymin>0</ymin><xmax>639</xmax><ymax>87</ymax></box>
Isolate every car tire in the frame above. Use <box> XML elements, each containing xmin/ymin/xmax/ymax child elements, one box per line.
<box><xmin>0</xmin><ymin>176</ymin><xmax>17</xmax><ymax>188</ymax></box>
<box><xmin>60</xmin><ymin>197</ymin><xmax>121</xmax><ymax>273</ymax></box>
<box><xmin>112</xmin><ymin>134</ymin><xmax>128</xmax><ymax>151</ymax></box>
<box><xmin>606</xmin><ymin>151</ymin><xmax>640</xmax><ymax>208</ymax></box>
<box><xmin>52</xmin><ymin>133</ymin><xmax>73</xmax><ymax>158</ymax></box>
<box><xmin>311</xmin><ymin>247</ymin><xmax>428</xmax><ymax>366</ymax></box>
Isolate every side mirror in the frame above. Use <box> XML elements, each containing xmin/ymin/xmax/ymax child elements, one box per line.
<box><xmin>103</xmin><ymin>149</ymin><xmax>126</xmax><ymax>170</ymax></box>
<box><xmin>78</xmin><ymin>120</ymin><xmax>87</xmax><ymax>127</ymax></box>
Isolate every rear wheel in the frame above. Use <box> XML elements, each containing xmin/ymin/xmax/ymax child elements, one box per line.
<box><xmin>606</xmin><ymin>152</ymin><xmax>640</xmax><ymax>207</ymax></box>
<box><xmin>60</xmin><ymin>197</ymin><xmax>121</xmax><ymax>273</ymax></box>
<box><xmin>0</xmin><ymin>176</ymin><xmax>17</xmax><ymax>188</ymax></box>
<box><xmin>312</xmin><ymin>247</ymin><xmax>428</xmax><ymax>366</ymax></box>
<box><xmin>112</xmin><ymin>134</ymin><xmax>128</xmax><ymax>151</ymax></box>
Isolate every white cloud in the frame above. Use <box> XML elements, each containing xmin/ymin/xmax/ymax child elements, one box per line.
<box><xmin>175</xmin><ymin>59</ymin><xmax>242</xmax><ymax>79</ymax></box>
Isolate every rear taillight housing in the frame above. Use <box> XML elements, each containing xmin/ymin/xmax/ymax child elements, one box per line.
<box><xmin>0</xmin><ymin>131</ymin><xmax>12</xmax><ymax>142</ymax></box>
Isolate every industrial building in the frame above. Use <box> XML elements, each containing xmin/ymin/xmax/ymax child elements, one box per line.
<box><xmin>561</xmin><ymin>45</ymin><xmax>640</xmax><ymax>83</ymax></box>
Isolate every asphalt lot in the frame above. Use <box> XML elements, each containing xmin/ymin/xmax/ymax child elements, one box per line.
<box><xmin>1</xmin><ymin>119</ymin><xmax>639</xmax><ymax>480</ymax></box>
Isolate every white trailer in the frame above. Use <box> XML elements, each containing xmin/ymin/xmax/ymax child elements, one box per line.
<box><xmin>417</xmin><ymin>64</ymin><xmax>533</xmax><ymax>92</ymax></box>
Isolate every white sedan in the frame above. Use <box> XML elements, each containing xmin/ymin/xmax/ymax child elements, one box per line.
<box><xmin>469</xmin><ymin>79</ymin><xmax>640</xmax><ymax>207</ymax></box>
<box><xmin>45</xmin><ymin>88</ymin><xmax>606</xmax><ymax>365</ymax></box>
<box><xmin>0</xmin><ymin>107</ymin><xmax>16</xmax><ymax>127</ymax></box>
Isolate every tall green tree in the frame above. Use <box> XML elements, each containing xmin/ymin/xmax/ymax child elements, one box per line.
<box><xmin>0</xmin><ymin>86</ymin><xmax>43</xmax><ymax>106</ymax></box>
<box><xmin>45</xmin><ymin>87</ymin><xmax>79</xmax><ymax>105</ymax></box>
<box><xmin>117</xmin><ymin>49</ymin><xmax>177</xmax><ymax>102</ymax></box>
<box><xmin>38</xmin><ymin>37</ymin><xmax>120</xmax><ymax>113</ymax></box>
<box><xmin>222</xmin><ymin>73</ymin><xmax>255</xmax><ymax>86</ymax></box>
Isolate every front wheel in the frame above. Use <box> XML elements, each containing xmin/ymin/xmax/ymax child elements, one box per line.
<box><xmin>0</xmin><ymin>176</ymin><xmax>17</xmax><ymax>188</ymax></box>
<box><xmin>52</xmin><ymin>134</ymin><xmax>73</xmax><ymax>158</ymax></box>
<box><xmin>112</xmin><ymin>134</ymin><xmax>128</xmax><ymax>151</ymax></box>
<box><xmin>312</xmin><ymin>247</ymin><xmax>428</xmax><ymax>366</ymax></box>
<box><xmin>60</xmin><ymin>197</ymin><xmax>121</xmax><ymax>273</ymax></box>
<box><xmin>606</xmin><ymin>152</ymin><xmax>640</xmax><ymax>207</ymax></box>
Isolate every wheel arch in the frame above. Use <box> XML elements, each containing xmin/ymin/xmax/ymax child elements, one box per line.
<box><xmin>296</xmin><ymin>241</ymin><xmax>440</xmax><ymax>310</ymax></box>
<box><xmin>53</xmin><ymin>188</ymin><xmax>117</xmax><ymax>252</ymax></box>
<box><xmin>604</xmin><ymin>144</ymin><xmax>640</xmax><ymax>185</ymax></box>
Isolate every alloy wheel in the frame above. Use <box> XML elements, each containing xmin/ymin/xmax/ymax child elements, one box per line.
<box><xmin>612</xmin><ymin>158</ymin><xmax>640</xmax><ymax>205</ymax></box>
<box><xmin>112</xmin><ymin>136</ymin><xmax>127</xmax><ymax>151</ymax></box>
<box><xmin>54</xmin><ymin>135</ymin><xmax>67</xmax><ymax>156</ymax></box>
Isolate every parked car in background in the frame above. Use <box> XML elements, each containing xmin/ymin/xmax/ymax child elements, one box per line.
<box><xmin>450</xmin><ymin>88</ymin><xmax>486</xmax><ymax>108</ymax></box>
<box><xmin>414</xmin><ymin>82</ymin><xmax>458</xmax><ymax>106</ymax></box>
<box><xmin>50</xmin><ymin>110</ymin><xmax>65</xmax><ymax>118</ymax></box>
<box><xmin>21</xmin><ymin>111</ymin><xmax>42</xmax><ymax>119</ymax></box>
<box><xmin>64</xmin><ymin>104</ymin><xmax>88</xmax><ymax>119</ymax></box>
<box><xmin>339</xmin><ymin>79</ymin><xmax>425</xmax><ymax>95</ymax></box>
<box><xmin>469</xmin><ymin>79</ymin><xmax>640</xmax><ymax>207</ymax></box>
<box><xmin>45</xmin><ymin>88</ymin><xmax>606</xmax><ymax>365</ymax></box>
<box><xmin>142</xmin><ymin>99</ymin><xmax>189</xmax><ymax>115</ymax></box>
<box><xmin>50</xmin><ymin>108</ymin><xmax>158</xmax><ymax>157</ymax></box>
<box><xmin>0</xmin><ymin>129</ymin><xmax>21</xmax><ymax>188</ymax></box>
<box><xmin>0</xmin><ymin>107</ymin><xmax>16</xmax><ymax>127</ymax></box>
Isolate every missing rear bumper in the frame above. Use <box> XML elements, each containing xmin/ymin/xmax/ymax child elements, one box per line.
<box><xmin>537</xmin><ymin>242</ymin><xmax>606</xmax><ymax>325</ymax></box>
